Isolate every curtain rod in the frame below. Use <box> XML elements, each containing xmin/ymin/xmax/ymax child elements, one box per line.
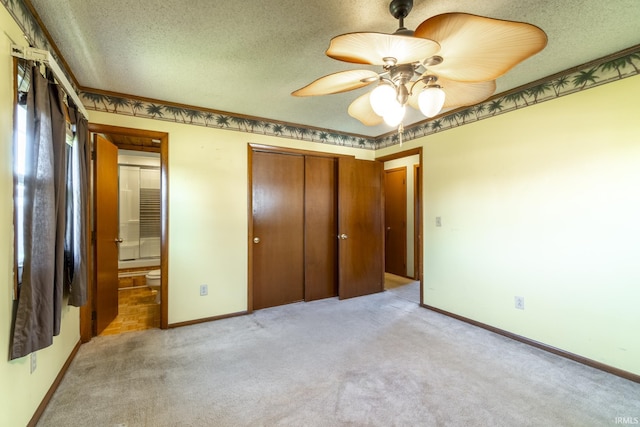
<box><xmin>10</xmin><ymin>44</ymin><xmax>89</xmax><ymax>120</ymax></box>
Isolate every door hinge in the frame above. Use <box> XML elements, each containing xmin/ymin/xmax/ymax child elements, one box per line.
<box><xmin>91</xmin><ymin>311</ymin><xmax>96</xmax><ymax>321</ymax></box>
<box><xmin>91</xmin><ymin>230</ymin><xmax>96</xmax><ymax>243</ymax></box>
<box><xmin>91</xmin><ymin>149</ymin><xmax>96</xmax><ymax>160</ymax></box>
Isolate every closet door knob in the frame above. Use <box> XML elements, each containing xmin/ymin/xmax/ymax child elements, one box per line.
<box><xmin>114</xmin><ymin>238</ymin><xmax>123</xmax><ymax>243</ymax></box>
<box><xmin>338</xmin><ymin>233</ymin><xmax>348</xmax><ymax>240</ymax></box>
<box><xmin>253</xmin><ymin>237</ymin><xmax>261</xmax><ymax>243</ymax></box>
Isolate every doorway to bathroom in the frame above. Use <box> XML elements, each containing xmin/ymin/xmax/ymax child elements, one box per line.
<box><xmin>81</xmin><ymin>124</ymin><xmax>169</xmax><ymax>341</ymax></box>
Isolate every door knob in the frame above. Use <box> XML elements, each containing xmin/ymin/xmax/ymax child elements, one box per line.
<box><xmin>114</xmin><ymin>238</ymin><xmax>123</xmax><ymax>243</ymax></box>
<box><xmin>338</xmin><ymin>233</ymin><xmax>348</xmax><ymax>240</ymax></box>
<box><xmin>253</xmin><ymin>237</ymin><xmax>261</xmax><ymax>243</ymax></box>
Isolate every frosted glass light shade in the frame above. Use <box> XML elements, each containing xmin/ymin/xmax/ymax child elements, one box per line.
<box><xmin>370</xmin><ymin>84</ymin><xmax>397</xmax><ymax>116</ymax></box>
<box><xmin>418</xmin><ymin>86</ymin><xmax>446</xmax><ymax>118</ymax></box>
<box><xmin>383</xmin><ymin>104</ymin><xmax>405</xmax><ymax>127</ymax></box>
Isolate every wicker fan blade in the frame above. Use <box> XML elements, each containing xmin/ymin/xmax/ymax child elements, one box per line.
<box><xmin>408</xmin><ymin>77</ymin><xmax>496</xmax><ymax>111</ymax></box>
<box><xmin>292</xmin><ymin>69</ymin><xmax>379</xmax><ymax>96</ymax></box>
<box><xmin>415</xmin><ymin>13</ymin><xmax>547</xmax><ymax>82</ymax></box>
<box><xmin>326</xmin><ymin>32</ymin><xmax>440</xmax><ymax>65</ymax></box>
<box><xmin>348</xmin><ymin>92</ymin><xmax>384</xmax><ymax>126</ymax></box>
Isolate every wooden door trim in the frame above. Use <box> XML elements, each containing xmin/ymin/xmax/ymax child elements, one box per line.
<box><xmin>247</xmin><ymin>145</ymin><xmax>254</xmax><ymax>313</ymax></box>
<box><xmin>376</xmin><ymin>147</ymin><xmax>422</xmax><ymax>163</ymax></box>
<box><xmin>82</xmin><ymin>123</ymin><xmax>169</xmax><ymax>342</ymax></box>
<box><xmin>249</xmin><ymin>143</ymin><xmax>355</xmax><ymax>159</ymax></box>
<box><xmin>375</xmin><ymin>147</ymin><xmax>423</xmax><ymax>305</ymax></box>
<box><xmin>414</xmin><ymin>164</ymin><xmax>421</xmax><ymax>283</ymax></box>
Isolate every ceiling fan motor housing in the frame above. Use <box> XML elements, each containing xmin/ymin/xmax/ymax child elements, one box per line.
<box><xmin>389</xmin><ymin>0</ymin><xmax>413</xmax><ymax>20</ymax></box>
<box><xmin>390</xmin><ymin>0</ymin><xmax>414</xmax><ymax>34</ymax></box>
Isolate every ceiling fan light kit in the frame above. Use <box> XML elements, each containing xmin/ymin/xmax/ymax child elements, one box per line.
<box><xmin>417</xmin><ymin>83</ymin><xmax>446</xmax><ymax>118</ymax></box>
<box><xmin>384</xmin><ymin>103</ymin><xmax>406</xmax><ymax>127</ymax></box>
<box><xmin>370</xmin><ymin>83</ymin><xmax>397</xmax><ymax>116</ymax></box>
<box><xmin>292</xmin><ymin>0</ymin><xmax>547</xmax><ymax>133</ymax></box>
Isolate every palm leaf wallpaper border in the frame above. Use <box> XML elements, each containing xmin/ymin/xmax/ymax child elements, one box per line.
<box><xmin>2</xmin><ymin>0</ymin><xmax>47</xmax><ymax>52</ymax></box>
<box><xmin>80</xmin><ymin>92</ymin><xmax>374</xmax><ymax>149</ymax></box>
<box><xmin>375</xmin><ymin>47</ymin><xmax>640</xmax><ymax>149</ymax></box>
<box><xmin>78</xmin><ymin>46</ymin><xmax>640</xmax><ymax>150</ymax></box>
<box><xmin>3</xmin><ymin>0</ymin><xmax>639</xmax><ymax>151</ymax></box>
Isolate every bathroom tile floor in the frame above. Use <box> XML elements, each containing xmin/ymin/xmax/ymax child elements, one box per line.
<box><xmin>100</xmin><ymin>283</ymin><xmax>160</xmax><ymax>336</ymax></box>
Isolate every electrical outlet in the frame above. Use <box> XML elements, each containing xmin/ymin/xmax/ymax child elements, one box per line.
<box><xmin>436</xmin><ymin>216</ymin><xmax>442</xmax><ymax>227</ymax></box>
<box><xmin>514</xmin><ymin>296</ymin><xmax>524</xmax><ymax>310</ymax></box>
<box><xmin>30</xmin><ymin>352</ymin><xmax>37</xmax><ymax>373</ymax></box>
<box><xmin>200</xmin><ymin>284</ymin><xmax>208</xmax><ymax>296</ymax></box>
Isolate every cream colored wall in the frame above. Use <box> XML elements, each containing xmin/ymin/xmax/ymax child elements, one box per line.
<box><xmin>3</xmin><ymin>5</ymin><xmax>639</xmax><ymax>424</ymax></box>
<box><xmin>384</xmin><ymin>155</ymin><xmax>420</xmax><ymax>277</ymax></box>
<box><xmin>89</xmin><ymin>111</ymin><xmax>373</xmax><ymax>324</ymax></box>
<box><xmin>382</xmin><ymin>75</ymin><xmax>640</xmax><ymax>375</ymax></box>
<box><xmin>0</xmin><ymin>7</ymin><xmax>81</xmax><ymax>427</ymax></box>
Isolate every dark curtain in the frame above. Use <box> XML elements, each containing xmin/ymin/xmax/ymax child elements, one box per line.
<box><xmin>67</xmin><ymin>103</ymin><xmax>89</xmax><ymax>307</ymax></box>
<box><xmin>11</xmin><ymin>65</ymin><xmax>67</xmax><ymax>359</ymax></box>
<box><xmin>51</xmin><ymin>70</ymin><xmax>68</xmax><ymax>336</ymax></box>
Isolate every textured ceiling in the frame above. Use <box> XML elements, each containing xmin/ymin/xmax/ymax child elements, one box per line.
<box><xmin>29</xmin><ymin>0</ymin><xmax>640</xmax><ymax>137</ymax></box>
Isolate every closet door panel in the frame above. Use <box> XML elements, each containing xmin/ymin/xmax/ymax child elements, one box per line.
<box><xmin>252</xmin><ymin>151</ymin><xmax>304</xmax><ymax>310</ymax></box>
<box><xmin>304</xmin><ymin>156</ymin><xmax>338</xmax><ymax>301</ymax></box>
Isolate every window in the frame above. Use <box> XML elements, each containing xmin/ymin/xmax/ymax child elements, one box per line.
<box><xmin>11</xmin><ymin>57</ymin><xmax>89</xmax><ymax>358</ymax></box>
<box><xmin>13</xmin><ymin>61</ymin><xmax>74</xmax><ymax>290</ymax></box>
<box><xmin>14</xmin><ymin>62</ymin><xmax>28</xmax><ymax>290</ymax></box>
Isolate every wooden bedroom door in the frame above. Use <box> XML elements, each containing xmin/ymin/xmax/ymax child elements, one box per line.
<box><xmin>384</xmin><ymin>167</ymin><xmax>407</xmax><ymax>277</ymax></box>
<box><xmin>337</xmin><ymin>157</ymin><xmax>384</xmax><ymax>299</ymax></box>
<box><xmin>94</xmin><ymin>134</ymin><xmax>119</xmax><ymax>334</ymax></box>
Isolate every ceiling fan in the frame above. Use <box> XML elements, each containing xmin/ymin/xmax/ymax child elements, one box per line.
<box><xmin>292</xmin><ymin>0</ymin><xmax>547</xmax><ymax>129</ymax></box>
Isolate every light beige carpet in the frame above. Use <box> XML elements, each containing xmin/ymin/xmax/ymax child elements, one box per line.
<box><xmin>37</xmin><ymin>284</ymin><xmax>639</xmax><ymax>426</ymax></box>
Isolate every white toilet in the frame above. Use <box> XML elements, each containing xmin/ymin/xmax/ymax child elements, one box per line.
<box><xmin>145</xmin><ymin>269</ymin><xmax>161</xmax><ymax>304</ymax></box>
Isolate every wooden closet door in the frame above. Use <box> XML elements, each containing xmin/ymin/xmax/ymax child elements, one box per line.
<box><xmin>337</xmin><ymin>158</ymin><xmax>384</xmax><ymax>299</ymax></box>
<box><xmin>304</xmin><ymin>156</ymin><xmax>338</xmax><ymax>301</ymax></box>
<box><xmin>251</xmin><ymin>151</ymin><xmax>304</xmax><ymax>309</ymax></box>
